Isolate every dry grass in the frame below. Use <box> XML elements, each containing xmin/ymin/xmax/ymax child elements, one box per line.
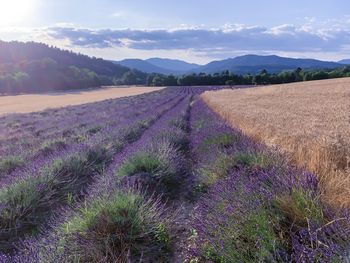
<box><xmin>0</xmin><ymin>86</ymin><xmax>163</xmax><ymax>116</ymax></box>
<box><xmin>202</xmin><ymin>78</ymin><xmax>350</xmax><ymax>208</ymax></box>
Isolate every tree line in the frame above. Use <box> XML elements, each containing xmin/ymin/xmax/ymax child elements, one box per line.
<box><xmin>1</xmin><ymin>41</ymin><xmax>350</xmax><ymax>94</ymax></box>
<box><xmin>146</xmin><ymin>67</ymin><xmax>350</xmax><ymax>86</ymax></box>
<box><xmin>0</xmin><ymin>41</ymin><xmax>147</xmax><ymax>94</ymax></box>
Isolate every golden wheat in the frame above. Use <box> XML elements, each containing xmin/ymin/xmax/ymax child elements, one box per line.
<box><xmin>202</xmin><ymin>78</ymin><xmax>350</xmax><ymax>208</ymax></box>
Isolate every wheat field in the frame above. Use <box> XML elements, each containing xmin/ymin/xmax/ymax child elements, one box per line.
<box><xmin>202</xmin><ymin>78</ymin><xmax>350</xmax><ymax>208</ymax></box>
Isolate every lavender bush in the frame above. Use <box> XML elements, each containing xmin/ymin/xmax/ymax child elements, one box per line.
<box><xmin>189</xmin><ymin>99</ymin><xmax>350</xmax><ymax>262</ymax></box>
<box><xmin>0</xmin><ymin>86</ymin><xmax>348</xmax><ymax>262</ymax></box>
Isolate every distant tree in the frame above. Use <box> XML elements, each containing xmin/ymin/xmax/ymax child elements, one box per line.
<box><xmin>151</xmin><ymin>75</ymin><xmax>165</xmax><ymax>86</ymax></box>
<box><xmin>120</xmin><ymin>71</ymin><xmax>137</xmax><ymax>85</ymax></box>
<box><xmin>225</xmin><ymin>80</ymin><xmax>235</xmax><ymax>87</ymax></box>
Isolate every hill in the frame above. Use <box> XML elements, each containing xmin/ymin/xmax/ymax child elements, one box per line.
<box><xmin>115</xmin><ymin>55</ymin><xmax>343</xmax><ymax>75</ymax></box>
<box><xmin>339</xmin><ymin>59</ymin><xmax>350</xmax><ymax>65</ymax></box>
<box><xmin>115</xmin><ymin>58</ymin><xmax>200</xmax><ymax>75</ymax></box>
<box><xmin>146</xmin><ymin>58</ymin><xmax>200</xmax><ymax>72</ymax></box>
<box><xmin>0</xmin><ymin>41</ymin><xmax>147</xmax><ymax>94</ymax></box>
<box><xmin>194</xmin><ymin>54</ymin><xmax>342</xmax><ymax>74</ymax></box>
<box><xmin>116</xmin><ymin>59</ymin><xmax>174</xmax><ymax>74</ymax></box>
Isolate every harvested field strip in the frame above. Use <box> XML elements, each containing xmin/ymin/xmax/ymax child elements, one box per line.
<box><xmin>202</xmin><ymin>78</ymin><xmax>350</xmax><ymax>208</ymax></box>
<box><xmin>0</xmin><ymin>86</ymin><xmax>163</xmax><ymax>116</ymax></box>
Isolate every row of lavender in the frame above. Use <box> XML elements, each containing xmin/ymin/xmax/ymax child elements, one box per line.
<box><xmin>7</xmin><ymin>92</ymin><xmax>195</xmax><ymax>261</ymax></box>
<box><xmin>0</xmin><ymin>88</ymin><xmax>191</xmax><ymax>254</ymax></box>
<box><xmin>0</xmin><ymin>88</ymin><xmax>221</xmax><ymax>262</ymax></box>
<box><xmin>187</xmin><ymin>99</ymin><xmax>350</xmax><ymax>262</ymax></box>
<box><xmin>0</xmin><ymin>88</ymin><xmax>182</xmax><ymax>178</ymax></box>
<box><xmin>2</xmin><ymin>85</ymin><xmax>341</xmax><ymax>262</ymax></box>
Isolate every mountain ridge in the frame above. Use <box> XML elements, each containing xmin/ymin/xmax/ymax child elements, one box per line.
<box><xmin>115</xmin><ymin>54</ymin><xmax>344</xmax><ymax>75</ymax></box>
<box><xmin>338</xmin><ymin>59</ymin><xmax>350</xmax><ymax>65</ymax></box>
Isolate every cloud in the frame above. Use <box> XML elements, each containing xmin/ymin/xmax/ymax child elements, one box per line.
<box><xmin>44</xmin><ymin>23</ymin><xmax>350</xmax><ymax>56</ymax></box>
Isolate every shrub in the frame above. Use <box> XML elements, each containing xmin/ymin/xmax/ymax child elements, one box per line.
<box><xmin>197</xmin><ymin>154</ymin><xmax>236</xmax><ymax>192</ymax></box>
<box><xmin>117</xmin><ymin>141</ymin><xmax>184</xmax><ymax>194</ymax></box>
<box><xmin>155</xmin><ymin>130</ymin><xmax>190</xmax><ymax>153</ymax></box>
<box><xmin>197</xmin><ymin>152</ymin><xmax>272</xmax><ymax>192</ymax></box>
<box><xmin>37</xmin><ymin>138</ymin><xmax>67</xmax><ymax>156</ymax></box>
<box><xmin>74</xmin><ymin>134</ymin><xmax>88</xmax><ymax>143</ymax></box>
<box><xmin>274</xmin><ymin>188</ymin><xmax>324</xmax><ymax>228</ymax></box>
<box><xmin>192</xmin><ymin>175</ymin><xmax>280</xmax><ymax>262</ymax></box>
<box><xmin>87</xmin><ymin>125</ymin><xmax>103</xmax><ymax>135</ymax></box>
<box><xmin>0</xmin><ymin>145</ymin><xmax>111</xmax><ymax>251</ymax></box>
<box><xmin>203</xmin><ymin>210</ymin><xmax>277</xmax><ymax>263</ymax></box>
<box><xmin>233</xmin><ymin>152</ymin><xmax>271</xmax><ymax>169</ymax></box>
<box><xmin>170</xmin><ymin>118</ymin><xmax>189</xmax><ymax>132</ymax></box>
<box><xmin>55</xmin><ymin>191</ymin><xmax>171</xmax><ymax>262</ymax></box>
<box><xmin>110</xmin><ymin>139</ymin><xmax>125</xmax><ymax>153</ymax></box>
<box><xmin>118</xmin><ymin>152</ymin><xmax>162</xmax><ymax>177</ymax></box>
<box><xmin>0</xmin><ymin>156</ymin><xmax>24</xmax><ymax>176</ymax></box>
<box><xmin>0</xmin><ymin>174</ymin><xmax>55</xmax><ymax>252</ymax></box>
<box><xmin>123</xmin><ymin>120</ymin><xmax>151</xmax><ymax>143</ymax></box>
<box><xmin>202</xmin><ymin>133</ymin><xmax>239</xmax><ymax>149</ymax></box>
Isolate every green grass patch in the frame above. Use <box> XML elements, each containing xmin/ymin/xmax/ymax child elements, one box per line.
<box><xmin>0</xmin><ymin>156</ymin><xmax>24</xmax><ymax>176</ymax></box>
<box><xmin>38</xmin><ymin>138</ymin><xmax>67</xmax><ymax>156</ymax></box>
<box><xmin>0</xmin><ymin>145</ymin><xmax>111</xmax><ymax>250</ymax></box>
<box><xmin>203</xmin><ymin>209</ymin><xmax>277</xmax><ymax>262</ymax></box>
<box><xmin>59</xmin><ymin>191</ymin><xmax>171</xmax><ymax>262</ymax></box>
<box><xmin>234</xmin><ymin>152</ymin><xmax>271</xmax><ymax>168</ymax></box>
<box><xmin>202</xmin><ymin>133</ymin><xmax>239</xmax><ymax>149</ymax></box>
<box><xmin>197</xmin><ymin>154</ymin><xmax>236</xmax><ymax>192</ymax></box>
<box><xmin>63</xmin><ymin>191</ymin><xmax>143</xmax><ymax>236</ymax></box>
<box><xmin>116</xmin><ymin>142</ymin><xmax>184</xmax><ymax>194</ymax></box>
<box><xmin>0</xmin><ymin>175</ymin><xmax>52</xmax><ymax>223</ymax></box>
<box><xmin>118</xmin><ymin>152</ymin><xmax>162</xmax><ymax>177</ymax></box>
<box><xmin>274</xmin><ymin>188</ymin><xmax>324</xmax><ymax>227</ymax></box>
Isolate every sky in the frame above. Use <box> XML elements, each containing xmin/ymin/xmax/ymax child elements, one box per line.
<box><xmin>0</xmin><ymin>0</ymin><xmax>349</xmax><ymax>64</ymax></box>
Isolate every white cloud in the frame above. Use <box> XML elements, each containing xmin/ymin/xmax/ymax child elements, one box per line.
<box><xmin>2</xmin><ymin>21</ymin><xmax>350</xmax><ymax>63</ymax></box>
<box><xmin>43</xmin><ymin>23</ymin><xmax>350</xmax><ymax>55</ymax></box>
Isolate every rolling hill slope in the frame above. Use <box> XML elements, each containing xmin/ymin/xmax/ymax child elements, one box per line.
<box><xmin>146</xmin><ymin>58</ymin><xmax>200</xmax><ymax>72</ymax></box>
<box><xmin>115</xmin><ymin>55</ymin><xmax>343</xmax><ymax>75</ymax></box>
<box><xmin>194</xmin><ymin>55</ymin><xmax>342</xmax><ymax>74</ymax></box>
<box><xmin>0</xmin><ymin>41</ymin><xmax>147</xmax><ymax>94</ymax></box>
<box><xmin>116</xmin><ymin>59</ymin><xmax>174</xmax><ymax>74</ymax></box>
<box><xmin>116</xmin><ymin>58</ymin><xmax>200</xmax><ymax>74</ymax></box>
<box><xmin>339</xmin><ymin>59</ymin><xmax>350</xmax><ymax>65</ymax></box>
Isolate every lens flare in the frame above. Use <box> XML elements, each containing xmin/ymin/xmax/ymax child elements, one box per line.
<box><xmin>0</xmin><ymin>0</ymin><xmax>35</xmax><ymax>26</ymax></box>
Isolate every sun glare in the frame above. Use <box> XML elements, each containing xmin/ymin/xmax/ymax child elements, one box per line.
<box><xmin>0</xmin><ymin>0</ymin><xmax>35</xmax><ymax>26</ymax></box>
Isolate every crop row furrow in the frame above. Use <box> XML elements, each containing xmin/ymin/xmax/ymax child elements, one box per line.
<box><xmin>0</xmin><ymin>89</ymin><xmax>180</xmax><ymax>161</ymax></box>
<box><xmin>0</xmin><ymin>90</ymin><xmax>186</xmax><ymax>253</ymax></box>
<box><xmin>0</xmin><ymin>90</ymin><xmax>181</xmax><ymax>184</ymax></box>
<box><xmin>9</xmin><ymin>93</ymin><xmax>195</xmax><ymax>262</ymax></box>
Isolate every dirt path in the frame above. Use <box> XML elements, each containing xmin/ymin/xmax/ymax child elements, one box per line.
<box><xmin>0</xmin><ymin>86</ymin><xmax>163</xmax><ymax>116</ymax></box>
<box><xmin>171</xmin><ymin>95</ymin><xmax>196</xmax><ymax>263</ymax></box>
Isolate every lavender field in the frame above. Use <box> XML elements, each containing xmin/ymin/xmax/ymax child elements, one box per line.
<box><xmin>0</xmin><ymin>86</ymin><xmax>349</xmax><ymax>262</ymax></box>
